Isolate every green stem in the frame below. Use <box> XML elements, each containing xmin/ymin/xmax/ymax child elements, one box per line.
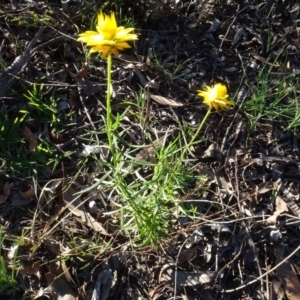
<box><xmin>167</xmin><ymin>107</ymin><xmax>212</xmax><ymax>203</ymax></box>
<box><xmin>106</xmin><ymin>53</ymin><xmax>113</xmax><ymax>153</ymax></box>
<box><xmin>180</xmin><ymin>107</ymin><xmax>212</xmax><ymax>162</ymax></box>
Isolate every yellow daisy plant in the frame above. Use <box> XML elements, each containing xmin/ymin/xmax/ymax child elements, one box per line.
<box><xmin>77</xmin><ymin>12</ymin><xmax>138</xmax><ymax>155</ymax></box>
<box><xmin>180</xmin><ymin>83</ymin><xmax>235</xmax><ymax>160</ymax></box>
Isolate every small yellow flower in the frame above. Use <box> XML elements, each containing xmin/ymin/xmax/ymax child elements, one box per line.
<box><xmin>77</xmin><ymin>12</ymin><xmax>138</xmax><ymax>58</ymax></box>
<box><xmin>197</xmin><ymin>83</ymin><xmax>235</xmax><ymax>111</ymax></box>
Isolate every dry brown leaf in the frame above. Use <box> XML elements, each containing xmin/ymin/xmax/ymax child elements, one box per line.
<box><xmin>68</xmin><ymin>90</ymin><xmax>79</xmax><ymax>109</ymax></box>
<box><xmin>275</xmin><ymin>196</ymin><xmax>289</xmax><ymax>213</ymax></box>
<box><xmin>61</xmin><ymin>260</ymin><xmax>77</xmax><ymax>287</ymax></box>
<box><xmin>135</xmin><ymin>138</ymin><xmax>164</xmax><ymax>163</ymax></box>
<box><xmin>150</xmin><ymin>94</ymin><xmax>184</xmax><ymax>107</ymax></box>
<box><xmin>46</xmin><ymin>262</ymin><xmax>76</xmax><ymax>300</ymax></box>
<box><xmin>206</xmin><ymin>18</ymin><xmax>221</xmax><ymax>33</ymax></box>
<box><xmin>64</xmin><ymin>43</ymin><xmax>76</xmax><ymax>59</ymax></box>
<box><xmin>50</xmin><ymin>132</ymin><xmax>66</xmax><ymax>144</ymax></box>
<box><xmin>9</xmin><ymin>189</ymin><xmax>34</xmax><ymax>207</ymax></box>
<box><xmin>19</xmin><ymin>185</ymin><xmax>35</xmax><ymax>199</ymax></box>
<box><xmin>23</xmin><ymin>124</ymin><xmax>37</xmax><ymax>152</ymax></box>
<box><xmin>249</xmin><ymin>181</ymin><xmax>276</xmax><ymax>205</ymax></box>
<box><xmin>257</xmin><ymin>181</ymin><xmax>274</xmax><ymax>194</ymax></box>
<box><xmin>162</xmin><ymin>267</ymin><xmax>216</xmax><ymax>287</ymax></box>
<box><xmin>134</xmin><ymin>68</ymin><xmax>159</xmax><ymax>88</ymax></box>
<box><xmin>46</xmin><ymin>270</ymin><xmax>55</xmax><ymax>285</ymax></box>
<box><xmin>232</xmin><ymin>26</ymin><xmax>245</xmax><ymax>46</ymax></box>
<box><xmin>289</xmin><ymin>4</ymin><xmax>299</xmax><ymax>21</ymax></box>
<box><xmin>39</xmin><ymin>179</ymin><xmax>62</xmax><ymax>207</ymax></box>
<box><xmin>283</xmin><ymin>264</ymin><xmax>300</xmax><ymax>300</ymax></box>
<box><xmin>199</xmin><ymin>243</ymin><xmax>212</xmax><ymax>263</ymax></box>
<box><xmin>92</xmin><ymin>269</ymin><xmax>114</xmax><ymax>300</ymax></box>
<box><xmin>278</xmin><ymin>180</ymin><xmax>300</xmax><ymax>217</ymax></box>
<box><xmin>178</xmin><ymin>246</ymin><xmax>197</xmax><ymax>263</ymax></box>
<box><xmin>275</xmin><ymin>246</ymin><xmax>300</xmax><ymax>300</ymax></box>
<box><xmin>43</xmin><ymin>240</ymin><xmax>61</xmax><ymax>256</ymax></box>
<box><xmin>63</xmin><ymin>184</ymin><xmax>109</xmax><ymax>235</ymax></box>
<box><xmin>76</xmin><ymin>62</ymin><xmax>89</xmax><ymax>79</ymax></box>
<box><xmin>271</xmin><ymin>278</ymin><xmax>285</xmax><ymax>300</ymax></box>
<box><xmin>0</xmin><ymin>182</ymin><xmax>10</xmax><ymax>204</ymax></box>
<box><xmin>267</xmin><ymin>196</ymin><xmax>289</xmax><ymax>225</ymax></box>
<box><xmin>21</xmin><ymin>260</ymin><xmax>41</xmax><ymax>277</ymax></box>
<box><xmin>251</xmin><ymin>52</ymin><xmax>280</xmax><ymax>67</ymax></box>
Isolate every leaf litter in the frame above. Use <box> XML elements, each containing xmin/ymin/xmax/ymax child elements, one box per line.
<box><xmin>0</xmin><ymin>0</ymin><xmax>300</xmax><ymax>299</ymax></box>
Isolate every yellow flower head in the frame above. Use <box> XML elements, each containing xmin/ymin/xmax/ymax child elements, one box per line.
<box><xmin>77</xmin><ymin>12</ymin><xmax>138</xmax><ymax>58</ymax></box>
<box><xmin>197</xmin><ymin>83</ymin><xmax>235</xmax><ymax>111</ymax></box>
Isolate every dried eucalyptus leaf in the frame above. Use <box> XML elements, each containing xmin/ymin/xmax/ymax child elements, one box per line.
<box><xmin>150</xmin><ymin>95</ymin><xmax>184</xmax><ymax>107</ymax></box>
<box><xmin>166</xmin><ymin>268</ymin><xmax>216</xmax><ymax>286</ymax></box>
<box><xmin>207</xmin><ymin>18</ymin><xmax>221</xmax><ymax>33</ymax></box>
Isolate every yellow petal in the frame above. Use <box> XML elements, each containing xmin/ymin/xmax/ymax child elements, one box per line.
<box><xmin>91</xmin><ymin>44</ymin><xmax>110</xmax><ymax>54</ymax></box>
<box><xmin>107</xmin><ymin>12</ymin><xmax>117</xmax><ymax>31</ymax></box>
<box><xmin>109</xmin><ymin>47</ymin><xmax>119</xmax><ymax>56</ymax></box>
<box><xmin>78</xmin><ymin>30</ymin><xmax>99</xmax><ymax>37</ymax></box>
<box><xmin>115</xmin><ymin>41</ymin><xmax>131</xmax><ymax>49</ymax></box>
<box><xmin>116</xmin><ymin>28</ymin><xmax>138</xmax><ymax>40</ymax></box>
<box><xmin>214</xmin><ymin>83</ymin><xmax>228</xmax><ymax>97</ymax></box>
<box><xmin>97</xmin><ymin>12</ymin><xmax>106</xmax><ymax>30</ymax></box>
<box><xmin>77</xmin><ymin>31</ymin><xmax>100</xmax><ymax>42</ymax></box>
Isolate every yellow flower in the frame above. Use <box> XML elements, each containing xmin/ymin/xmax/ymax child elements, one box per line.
<box><xmin>197</xmin><ymin>83</ymin><xmax>235</xmax><ymax>111</ymax></box>
<box><xmin>77</xmin><ymin>12</ymin><xmax>138</xmax><ymax>58</ymax></box>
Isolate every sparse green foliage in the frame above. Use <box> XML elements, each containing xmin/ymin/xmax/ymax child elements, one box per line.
<box><xmin>10</xmin><ymin>10</ymin><xmax>56</xmax><ymax>26</ymax></box>
<box><xmin>0</xmin><ymin>84</ymin><xmax>73</xmax><ymax>178</ymax></box>
<box><xmin>0</xmin><ymin>228</ymin><xmax>18</xmax><ymax>294</ymax></box>
<box><xmin>80</xmin><ymin>128</ymin><xmax>206</xmax><ymax>248</ymax></box>
<box><xmin>0</xmin><ymin>108</ymin><xmax>29</xmax><ymax>175</ymax></box>
<box><xmin>244</xmin><ymin>66</ymin><xmax>300</xmax><ymax>129</ymax></box>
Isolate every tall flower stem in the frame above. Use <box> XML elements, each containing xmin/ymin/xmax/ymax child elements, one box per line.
<box><xmin>180</xmin><ymin>107</ymin><xmax>212</xmax><ymax>162</ymax></box>
<box><xmin>106</xmin><ymin>53</ymin><xmax>113</xmax><ymax>154</ymax></box>
<box><xmin>171</xmin><ymin>107</ymin><xmax>212</xmax><ymax>182</ymax></box>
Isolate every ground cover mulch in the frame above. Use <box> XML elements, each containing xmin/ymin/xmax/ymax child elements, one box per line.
<box><xmin>0</xmin><ymin>0</ymin><xmax>300</xmax><ymax>299</ymax></box>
